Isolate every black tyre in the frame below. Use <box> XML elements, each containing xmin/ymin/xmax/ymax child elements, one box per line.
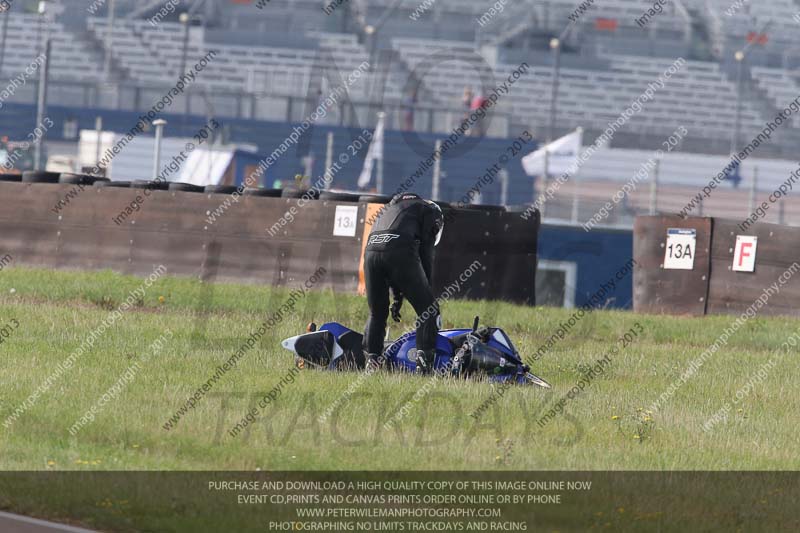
<box><xmin>462</xmin><ymin>204</ymin><xmax>506</xmax><ymax>212</ymax></box>
<box><xmin>358</xmin><ymin>194</ymin><xmax>391</xmax><ymax>204</ymax></box>
<box><xmin>204</xmin><ymin>185</ymin><xmax>240</xmax><ymax>194</ymax></box>
<box><xmin>131</xmin><ymin>179</ymin><xmax>169</xmax><ymax>191</ymax></box>
<box><xmin>282</xmin><ymin>189</ymin><xmax>319</xmax><ymax>199</ymax></box>
<box><xmin>505</xmin><ymin>204</ymin><xmax>535</xmax><ymax>214</ymax></box>
<box><xmin>59</xmin><ymin>173</ymin><xmax>107</xmax><ymax>185</ymax></box>
<box><xmin>168</xmin><ymin>182</ymin><xmax>205</xmax><ymax>193</ymax></box>
<box><xmin>244</xmin><ymin>188</ymin><xmax>283</xmax><ymax>197</ymax></box>
<box><xmin>319</xmin><ymin>191</ymin><xmax>360</xmax><ymax>202</ymax></box>
<box><xmin>22</xmin><ymin>171</ymin><xmax>60</xmax><ymax>183</ymax></box>
<box><xmin>0</xmin><ymin>173</ymin><xmax>22</xmax><ymax>182</ymax></box>
<box><xmin>94</xmin><ymin>180</ymin><xmax>131</xmax><ymax>188</ymax></box>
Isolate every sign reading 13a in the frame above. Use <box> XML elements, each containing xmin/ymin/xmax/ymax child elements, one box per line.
<box><xmin>333</xmin><ymin>205</ymin><xmax>359</xmax><ymax>237</ymax></box>
<box><xmin>664</xmin><ymin>228</ymin><xmax>696</xmax><ymax>270</ymax></box>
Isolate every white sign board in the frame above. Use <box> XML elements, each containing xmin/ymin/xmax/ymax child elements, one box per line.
<box><xmin>664</xmin><ymin>228</ymin><xmax>696</xmax><ymax>270</ymax></box>
<box><xmin>732</xmin><ymin>235</ymin><xmax>757</xmax><ymax>272</ymax></box>
<box><xmin>333</xmin><ymin>205</ymin><xmax>359</xmax><ymax>237</ymax></box>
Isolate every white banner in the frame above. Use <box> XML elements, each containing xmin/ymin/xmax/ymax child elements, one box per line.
<box><xmin>357</xmin><ymin>113</ymin><xmax>385</xmax><ymax>188</ymax></box>
<box><xmin>522</xmin><ymin>129</ymin><xmax>583</xmax><ymax>177</ymax></box>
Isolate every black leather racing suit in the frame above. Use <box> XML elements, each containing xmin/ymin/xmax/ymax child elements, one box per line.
<box><xmin>363</xmin><ymin>194</ymin><xmax>444</xmax><ymax>371</ymax></box>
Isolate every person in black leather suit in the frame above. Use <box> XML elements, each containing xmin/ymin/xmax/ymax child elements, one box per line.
<box><xmin>363</xmin><ymin>193</ymin><xmax>444</xmax><ymax>373</ymax></box>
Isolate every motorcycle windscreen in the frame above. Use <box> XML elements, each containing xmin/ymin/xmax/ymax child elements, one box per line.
<box><xmin>465</xmin><ymin>342</ymin><xmax>517</xmax><ymax>376</ymax></box>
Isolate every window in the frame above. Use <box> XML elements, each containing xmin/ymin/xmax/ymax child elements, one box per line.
<box><xmin>536</xmin><ymin>260</ymin><xmax>577</xmax><ymax>308</ymax></box>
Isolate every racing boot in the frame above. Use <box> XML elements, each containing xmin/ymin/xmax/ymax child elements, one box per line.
<box><xmin>365</xmin><ymin>353</ymin><xmax>386</xmax><ymax>373</ymax></box>
<box><xmin>415</xmin><ymin>349</ymin><xmax>435</xmax><ymax>375</ymax></box>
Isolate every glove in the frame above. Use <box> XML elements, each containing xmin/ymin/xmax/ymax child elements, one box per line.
<box><xmin>390</xmin><ymin>294</ymin><xmax>403</xmax><ymax>322</ymax></box>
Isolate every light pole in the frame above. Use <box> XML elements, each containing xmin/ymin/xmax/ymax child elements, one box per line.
<box><xmin>731</xmin><ymin>50</ymin><xmax>745</xmax><ymax>155</ymax></box>
<box><xmin>179</xmin><ymin>12</ymin><xmax>191</xmax><ymax>119</ymax></box>
<box><xmin>179</xmin><ymin>13</ymin><xmax>190</xmax><ymax>78</ymax></box>
<box><xmin>103</xmin><ymin>0</ymin><xmax>116</xmax><ymax>80</ymax></box>
<box><xmin>34</xmin><ymin>1</ymin><xmax>50</xmax><ymax>171</ymax></box>
<box><xmin>540</xmin><ymin>36</ymin><xmax>562</xmax><ymax>210</ymax></box>
<box><xmin>547</xmin><ymin>37</ymin><xmax>561</xmax><ymax>143</ymax></box>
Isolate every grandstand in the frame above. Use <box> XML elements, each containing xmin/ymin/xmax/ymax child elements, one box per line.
<box><xmin>1</xmin><ymin>0</ymin><xmax>800</xmax><ymax>226</ymax></box>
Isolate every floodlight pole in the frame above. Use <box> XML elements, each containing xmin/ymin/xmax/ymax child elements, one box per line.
<box><xmin>34</xmin><ymin>38</ymin><xmax>51</xmax><ymax>171</ymax></box>
<box><xmin>731</xmin><ymin>50</ymin><xmax>745</xmax><ymax>155</ymax></box>
<box><xmin>179</xmin><ymin>13</ymin><xmax>190</xmax><ymax>79</ymax></box>
<box><xmin>547</xmin><ymin>37</ymin><xmax>561</xmax><ymax>143</ymax></box>
<box><xmin>104</xmin><ymin>0</ymin><xmax>116</xmax><ymax>80</ymax></box>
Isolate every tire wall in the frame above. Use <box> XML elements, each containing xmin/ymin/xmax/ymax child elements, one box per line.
<box><xmin>0</xmin><ymin>183</ymin><xmax>539</xmax><ymax>304</ymax></box>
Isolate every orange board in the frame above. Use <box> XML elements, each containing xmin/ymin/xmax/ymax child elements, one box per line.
<box><xmin>357</xmin><ymin>203</ymin><xmax>385</xmax><ymax>295</ymax></box>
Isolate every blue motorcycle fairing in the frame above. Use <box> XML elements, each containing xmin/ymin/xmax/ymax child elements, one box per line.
<box><xmin>291</xmin><ymin>322</ymin><xmax>547</xmax><ymax>386</ymax></box>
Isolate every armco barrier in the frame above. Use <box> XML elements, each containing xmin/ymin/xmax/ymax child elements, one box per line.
<box><xmin>633</xmin><ymin>215</ymin><xmax>800</xmax><ymax>317</ymax></box>
<box><xmin>0</xmin><ymin>182</ymin><xmax>539</xmax><ymax>304</ymax></box>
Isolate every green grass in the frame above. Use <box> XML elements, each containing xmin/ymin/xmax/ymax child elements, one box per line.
<box><xmin>0</xmin><ymin>266</ymin><xmax>799</xmax><ymax>472</ymax></box>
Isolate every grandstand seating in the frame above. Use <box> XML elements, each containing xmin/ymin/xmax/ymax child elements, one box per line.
<box><xmin>0</xmin><ymin>5</ymin><xmax>789</xmax><ymax>147</ymax></box>
<box><xmin>0</xmin><ymin>13</ymin><xmax>104</xmax><ymax>81</ymax></box>
<box><xmin>751</xmin><ymin>66</ymin><xmax>800</xmax><ymax>127</ymax></box>
<box><xmin>392</xmin><ymin>37</ymin><xmax>765</xmax><ymax>140</ymax></box>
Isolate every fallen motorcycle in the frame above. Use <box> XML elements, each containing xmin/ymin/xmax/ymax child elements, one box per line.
<box><xmin>281</xmin><ymin>316</ymin><xmax>550</xmax><ymax>388</ymax></box>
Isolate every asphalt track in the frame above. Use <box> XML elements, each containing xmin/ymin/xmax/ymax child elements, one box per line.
<box><xmin>0</xmin><ymin>512</ymin><xmax>98</xmax><ymax>533</ymax></box>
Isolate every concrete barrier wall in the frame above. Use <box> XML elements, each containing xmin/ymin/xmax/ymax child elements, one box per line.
<box><xmin>0</xmin><ymin>182</ymin><xmax>540</xmax><ymax>304</ymax></box>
